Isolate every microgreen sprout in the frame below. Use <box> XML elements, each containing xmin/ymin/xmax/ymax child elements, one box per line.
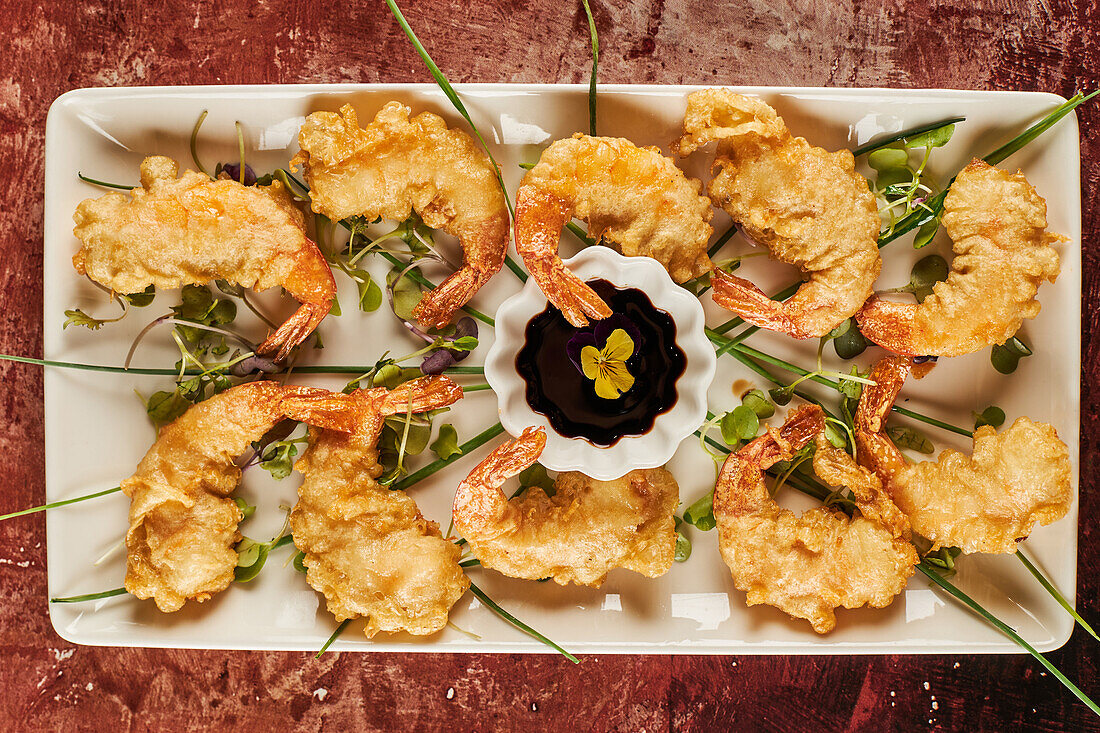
<box><xmin>991</xmin><ymin>336</ymin><xmax>1033</xmax><ymax>374</ymax></box>
<box><xmin>881</xmin><ymin>254</ymin><xmax>949</xmax><ymax>303</ymax></box>
<box><xmin>234</xmin><ymin>508</ymin><xmax>295</xmax><ymax>583</ymax></box>
<box><xmin>0</xmin><ymin>486</ymin><xmax>122</xmax><ymax>522</ymax></box>
<box><xmin>673</xmin><ymin>517</ymin><xmax>692</xmax><ymax>562</ymax></box>
<box><xmin>189</xmin><ymin>109</ymin><xmax>213</xmax><ymax>180</ymax></box>
<box><xmin>973</xmin><ymin>406</ymin><xmax>1006</xmax><ymax>430</ymax></box>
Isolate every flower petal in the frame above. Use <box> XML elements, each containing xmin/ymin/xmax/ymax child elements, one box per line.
<box><xmin>580</xmin><ymin>345</ymin><xmax>603</xmax><ymax>381</ymax></box>
<box><xmin>603</xmin><ymin>329</ymin><xmax>635</xmax><ymax>362</ymax></box>
<box><xmin>567</xmin><ymin>331</ymin><xmax>598</xmax><ymax>373</ymax></box>
<box><xmin>601</xmin><ymin>360</ymin><xmax>635</xmax><ymax>395</ymax></box>
<box><xmin>593</xmin><ymin>371</ymin><xmax>621</xmax><ymax>400</ymax></box>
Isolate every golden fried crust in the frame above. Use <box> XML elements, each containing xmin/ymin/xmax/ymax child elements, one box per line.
<box><xmin>291</xmin><ymin>102</ymin><xmax>509</xmax><ymax>328</ymax></box>
<box><xmin>855</xmin><ymin>356</ymin><xmax>1073</xmax><ymax>553</ymax></box>
<box><xmin>122</xmin><ymin>382</ymin><xmax>289</xmax><ymax>612</ymax></box>
<box><xmin>858</xmin><ymin>160</ymin><xmax>1063</xmax><ymax>356</ymax></box>
<box><xmin>676</xmin><ymin>89</ymin><xmax>881</xmax><ymax>338</ymax></box>
<box><xmin>714</xmin><ymin>408</ymin><xmax>916</xmax><ymax>634</ymax></box>
<box><xmin>455</xmin><ymin>451</ymin><xmax>680</xmax><ymax>588</ymax></box>
<box><xmin>289</xmin><ymin>379</ymin><xmax>469</xmax><ymax>637</ymax></box>
<box><xmin>74</xmin><ymin>156</ymin><xmax>315</xmax><ymax>295</ymax></box>
<box><xmin>888</xmin><ymin>418</ymin><xmax>1071</xmax><ymax>553</ymax></box>
<box><xmin>518</xmin><ymin>133</ymin><xmax>714</xmax><ymax>283</ymax></box>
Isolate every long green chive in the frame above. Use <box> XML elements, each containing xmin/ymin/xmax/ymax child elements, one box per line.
<box><xmin>708</xmin><ymin>224</ymin><xmax>740</xmax><ymax>259</ymax></box>
<box><xmin>384</xmin><ymin>0</ymin><xmax>530</xmax><ymax>283</ymax></box>
<box><xmin>77</xmin><ymin>173</ymin><xmax>133</xmax><ymax>190</ymax></box>
<box><xmin>391</xmin><ymin>422</ymin><xmax>505</xmax><ymax>491</ymax></box>
<box><xmin>0</xmin><ymin>354</ymin><xmax>188</xmax><ymax>376</ymax></box>
<box><xmin>581</xmin><ymin>0</ymin><xmax>599</xmax><ymax>136</ymax></box>
<box><xmin>462</xmin><ymin>383</ymin><xmax>493</xmax><ymax>392</ymax></box>
<box><xmin>1</xmin><ymin>486</ymin><xmax>122</xmax><ymax>522</ymax></box>
<box><xmin>853</xmin><ymin>116</ymin><xmax>966</xmax><ymax>157</ymax></box>
<box><xmin>1016</xmin><ymin>550</ymin><xmax>1100</xmax><ymax>642</ymax></box>
<box><xmin>983</xmin><ymin>90</ymin><xmax>1098</xmax><ymax>166</ymax></box>
<box><xmin>51</xmin><ymin>587</ymin><xmax>128</xmax><ymax>603</ymax></box>
<box><xmin>189</xmin><ymin>110</ymin><xmax>213</xmax><ymax>180</ymax></box>
<box><xmin>918</xmin><ymin>562</ymin><xmax>1100</xmax><ymax>717</ymax></box>
<box><xmin>375</xmin><ymin>249</ymin><xmax>495</xmax><ymax>327</ymax></box>
<box><xmin>468</xmin><ymin>582</ymin><xmax>579</xmax><ymax>663</ymax></box>
<box><xmin>315</xmin><ymin>619</ymin><xmax>351</xmax><ymax>658</ymax></box>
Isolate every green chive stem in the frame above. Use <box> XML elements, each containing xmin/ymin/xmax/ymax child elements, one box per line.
<box><xmin>852</xmin><ymin>116</ymin><xmax>966</xmax><ymax>157</ymax></box>
<box><xmin>315</xmin><ymin>619</ymin><xmax>352</xmax><ymax>658</ymax></box>
<box><xmin>1016</xmin><ymin>549</ymin><xmax>1100</xmax><ymax>643</ymax></box>
<box><xmin>51</xmin><ymin>587</ymin><xmax>128</xmax><ymax>604</ymax></box>
<box><xmin>468</xmin><ymin>581</ymin><xmax>579</xmax><ymax>663</ymax></box>
<box><xmin>1</xmin><ymin>486</ymin><xmax>122</xmax><ymax>522</ymax></box>
<box><xmin>391</xmin><ymin>422</ymin><xmax>505</xmax><ymax>491</ymax></box>
<box><xmin>77</xmin><ymin>173</ymin><xmax>134</xmax><ymax>190</ymax></box>
<box><xmin>581</xmin><ymin>0</ymin><xmax>599</xmax><ymax>136</ymax></box>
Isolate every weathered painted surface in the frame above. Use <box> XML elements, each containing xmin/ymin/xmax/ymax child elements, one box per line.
<box><xmin>1</xmin><ymin>1</ymin><xmax>1097</xmax><ymax>730</ymax></box>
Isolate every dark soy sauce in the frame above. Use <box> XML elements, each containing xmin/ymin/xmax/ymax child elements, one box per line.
<box><xmin>515</xmin><ymin>279</ymin><xmax>686</xmax><ymax>447</ymax></box>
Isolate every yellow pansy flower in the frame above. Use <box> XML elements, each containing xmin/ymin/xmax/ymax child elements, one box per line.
<box><xmin>580</xmin><ymin>328</ymin><xmax>636</xmax><ymax>399</ymax></box>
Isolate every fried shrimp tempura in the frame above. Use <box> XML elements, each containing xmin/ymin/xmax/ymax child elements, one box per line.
<box><xmin>452</xmin><ymin>426</ymin><xmax>680</xmax><ymax>586</ymax></box>
<box><xmin>122</xmin><ymin>382</ymin><xmax>352</xmax><ymax>612</ymax></box>
<box><xmin>514</xmin><ymin>134</ymin><xmax>714</xmax><ymax>327</ymax></box>
<box><xmin>714</xmin><ymin>406</ymin><xmax>917</xmax><ymax>634</ymax></box>
<box><xmin>72</xmin><ymin>156</ymin><xmax>336</xmax><ymax>361</ymax></box>
<box><xmin>291</xmin><ymin>103</ymin><xmax>509</xmax><ymax>330</ymax></box>
<box><xmin>674</xmin><ymin>89</ymin><xmax>881</xmax><ymax>338</ymax></box>
<box><xmin>855</xmin><ymin>355</ymin><xmax>1072</xmax><ymax>554</ymax></box>
<box><xmin>857</xmin><ymin>160</ymin><xmax>1063</xmax><ymax>356</ymax></box>
<box><xmin>290</xmin><ymin>376</ymin><xmax>469</xmax><ymax>637</ymax></box>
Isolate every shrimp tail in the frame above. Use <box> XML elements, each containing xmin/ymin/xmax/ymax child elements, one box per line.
<box><xmin>378</xmin><ymin>375</ymin><xmax>464</xmax><ymax>415</ymax></box>
<box><xmin>711</xmin><ymin>269</ymin><xmax>807</xmax><ymax>339</ymax></box>
<box><xmin>515</xmin><ymin>187</ymin><xmax>611</xmax><ymax>328</ymax></box>
<box><xmin>855</xmin><ymin>297</ymin><xmax>918</xmax><ymax>355</ymax></box>
<box><xmin>413</xmin><ymin>266</ymin><xmax>490</xmax><ymax>330</ymax></box>
<box><xmin>452</xmin><ymin>426</ymin><xmax>546</xmax><ymax>534</ymax></box>
<box><xmin>256</xmin><ymin>243</ymin><xmax>337</xmax><ymax>361</ymax></box>
<box><xmin>854</xmin><ymin>355</ymin><xmax>913</xmax><ymax>479</ymax></box>
<box><xmin>279</xmin><ymin>387</ymin><xmax>362</xmax><ymax>434</ymax></box>
<box><xmin>715</xmin><ymin>406</ymin><xmax>823</xmax><ymax>517</ymax></box>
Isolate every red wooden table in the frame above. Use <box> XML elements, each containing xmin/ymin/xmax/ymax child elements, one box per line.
<box><xmin>1</xmin><ymin>1</ymin><xmax>1097</xmax><ymax>730</ymax></box>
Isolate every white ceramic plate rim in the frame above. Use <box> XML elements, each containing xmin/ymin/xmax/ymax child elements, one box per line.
<box><xmin>42</xmin><ymin>83</ymin><xmax>1081</xmax><ymax>654</ymax></box>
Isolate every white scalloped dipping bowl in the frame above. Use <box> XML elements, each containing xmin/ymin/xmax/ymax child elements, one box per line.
<box><xmin>485</xmin><ymin>246</ymin><xmax>716</xmax><ymax>480</ymax></box>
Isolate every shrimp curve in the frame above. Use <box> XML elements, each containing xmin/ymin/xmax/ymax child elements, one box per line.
<box><xmin>856</xmin><ymin>160</ymin><xmax>1064</xmax><ymax>356</ymax></box>
<box><xmin>674</xmin><ymin>89</ymin><xmax>881</xmax><ymax>338</ymax></box>
<box><xmin>514</xmin><ymin>134</ymin><xmax>714</xmax><ymax>327</ymax></box>
<box><xmin>72</xmin><ymin>156</ymin><xmax>336</xmax><ymax>361</ymax></box>
<box><xmin>714</xmin><ymin>405</ymin><xmax>917</xmax><ymax>633</ymax></box>
<box><xmin>289</xmin><ymin>376</ymin><xmax>470</xmax><ymax>637</ymax></box>
<box><xmin>452</xmin><ymin>426</ymin><xmax>680</xmax><ymax>586</ymax></box>
<box><xmin>122</xmin><ymin>381</ymin><xmax>354</xmax><ymax>612</ymax></box>
<box><xmin>291</xmin><ymin>102</ymin><xmax>509</xmax><ymax>330</ymax></box>
<box><xmin>854</xmin><ymin>355</ymin><xmax>1072</xmax><ymax>554</ymax></box>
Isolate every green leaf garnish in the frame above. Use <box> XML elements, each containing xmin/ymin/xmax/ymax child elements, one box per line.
<box><xmin>683</xmin><ymin>491</ymin><xmax>716</xmax><ymax>531</ymax></box>
<box><xmin>430</xmin><ymin>423</ymin><xmax>462</xmax><ymax>460</ymax></box>
<box><xmin>991</xmin><ymin>336</ymin><xmax>1032</xmax><ymax>374</ymax></box>
<box><xmin>973</xmin><ymin>406</ymin><xmax>1006</xmax><ymax>430</ymax></box>
<box><xmin>63</xmin><ymin>308</ymin><xmax>119</xmax><ymax>331</ymax></box>
<box><xmin>886</xmin><ymin>425</ymin><xmax>935</xmax><ymax>454</ymax></box>
<box><xmin>740</xmin><ymin>389</ymin><xmax>775</xmax><ymax>419</ymax></box>
<box><xmin>720</xmin><ymin>405</ymin><xmax>759</xmax><ymax>445</ymax></box>
<box><xmin>673</xmin><ymin>517</ymin><xmax>691</xmax><ymax>562</ymax></box>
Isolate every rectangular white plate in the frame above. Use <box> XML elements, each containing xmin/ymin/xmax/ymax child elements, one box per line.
<box><xmin>43</xmin><ymin>84</ymin><xmax>1081</xmax><ymax>654</ymax></box>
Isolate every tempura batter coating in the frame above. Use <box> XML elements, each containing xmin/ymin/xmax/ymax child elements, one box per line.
<box><xmin>122</xmin><ymin>381</ymin><xmax>352</xmax><ymax>612</ymax></box>
<box><xmin>290</xmin><ymin>377</ymin><xmax>469</xmax><ymax>637</ymax></box>
<box><xmin>855</xmin><ymin>356</ymin><xmax>1072</xmax><ymax>553</ymax></box>
<box><xmin>72</xmin><ymin>156</ymin><xmax>336</xmax><ymax>361</ymax></box>
<box><xmin>714</xmin><ymin>406</ymin><xmax>917</xmax><ymax>634</ymax></box>
<box><xmin>515</xmin><ymin>134</ymin><xmax>714</xmax><ymax>327</ymax></box>
<box><xmin>452</xmin><ymin>427</ymin><xmax>679</xmax><ymax>586</ymax></box>
<box><xmin>857</xmin><ymin>160</ymin><xmax>1063</xmax><ymax>356</ymax></box>
<box><xmin>674</xmin><ymin>89</ymin><xmax>881</xmax><ymax>338</ymax></box>
<box><xmin>291</xmin><ymin>103</ymin><xmax>509</xmax><ymax>329</ymax></box>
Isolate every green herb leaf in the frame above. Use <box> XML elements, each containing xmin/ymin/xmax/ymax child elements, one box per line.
<box><xmin>721</xmin><ymin>405</ymin><xmax>760</xmax><ymax>445</ymax></box>
<box><xmin>144</xmin><ymin>390</ymin><xmax>191</xmax><ymax>426</ymax></box>
<box><xmin>259</xmin><ymin>440</ymin><xmax>299</xmax><ymax>480</ymax></box>
<box><xmin>831</xmin><ymin>318</ymin><xmax>869</xmax><ymax>359</ymax></box>
<box><xmin>517</xmin><ymin>462</ymin><xmax>556</xmax><ymax>495</ymax></box>
<box><xmin>740</xmin><ymin>389</ymin><xmax>775</xmax><ymax>419</ymax></box>
<box><xmin>447</xmin><ymin>336</ymin><xmax>479</xmax><ymax>352</ymax></box>
<box><xmin>430</xmin><ymin>423</ymin><xmax>462</xmax><ymax>460</ymax></box>
<box><xmin>991</xmin><ymin>336</ymin><xmax>1032</xmax><ymax>374</ymax></box>
<box><xmin>905</xmin><ymin>123</ymin><xmax>955</xmax><ymax>150</ymax></box>
<box><xmin>769</xmin><ymin>387</ymin><xmax>793</xmax><ymax>406</ymax></box>
<box><xmin>887</xmin><ymin>425</ymin><xmax>935</xmax><ymax>454</ymax></box>
<box><xmin>122</xmin><ymin>285</ymin><xmax>156</xmax><ymax>307</ymax></box>
<box><xmin>913</xmin><ymin>216</ymin><xmax>941</xmax><ymax>249</ymax></box>
<box><xmin>683</xmin><ymin>491</ymin><xmax>716</xmax><ymax>531</ymax></box>
<box><xmin>907</xmin><ymin>254</ymin><xmax>949</xmax><ymax>301</ymax></box>
<box><xmin>673</xmin><ymin>517</ymin><xmax>692</xmax><ymax>562</ymax></box>
<box><xmin>63</xmin><ymin>308</ymin><xmax>110</xmax><ymax>330</ymax></box>
<box><xmin>293</xmin><ymin>550</ymin><xmax>308</xmax><ymax>574</ymax></box>
<box><xmin>973</xmin><ymin>406</ymin><xmax>1006</xmax><ymax>430</ymax></box>
<box><xmin>234</xmin><ymin>497</ymin><xmax>256</xmax><ymax>520</ymax></box>
<box><xmin>824</xmin><ymin>422</ymin><xmax>848</xmax><ymax>449</ymax></box>
<box><xmin>234</xmin><ymin>537</ymin><xmax>271</xmax><ymax>582</ymax></box>
<box><xmin>868</xmin><ymin>147</ymin><xmax>910</xmax><ymax>172</ymax></box>
<box><xmin>372</xmin><ymin>364</ymin><xmax>422</xmax><ymax>389</ymax></box>
<box><xmin>357</xmin><ymin>273</ymin><xmax>383</xmax><ymax>312</ymax></box>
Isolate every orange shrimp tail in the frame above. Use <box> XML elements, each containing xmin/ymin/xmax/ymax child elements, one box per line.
<box><xmin>715</xmin><ymin>406</ymin><xmax>823</xmax><ymax>516</ymax></box>
<box><xmin>515</xmin><ymin>187</ymin><xmax>611</xmax><ymax>328</ymax></box>
<box><xmin>855</xmin><ymin>298</ymin><xmax>918</xmax><ymax>355</ymax></box>
<box><xmin>711</xmin><ymin>269</ymin><xmax>812</xmax><ymax>339</ymax></box>
<box><xmin>378</xmin><ymin>375</ymin><xmax>464</xmax><ymax>415</ymax></box>
<box><xmin>413</xmin><ymin>266</ymin><xmax>488</xmax><ymax>330</ymax></box>
<box><xmin>279</xmin><ymin>387</ymin><xmax>362</xmax><ymax>433</ymax></box>
<box><xmin>853</xmin><ymin>356</ymin><xmax>912</xmax><ymax>480</ymax></box>
<box><xmin>257</xmin><ymin>242</ymin><xmax>337</xmax><ymax>361</ymax></box>
<box><xmin>452</xmin><ymin>426</ymin><xmax>546</xmax><ymax>531</ymax></box>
